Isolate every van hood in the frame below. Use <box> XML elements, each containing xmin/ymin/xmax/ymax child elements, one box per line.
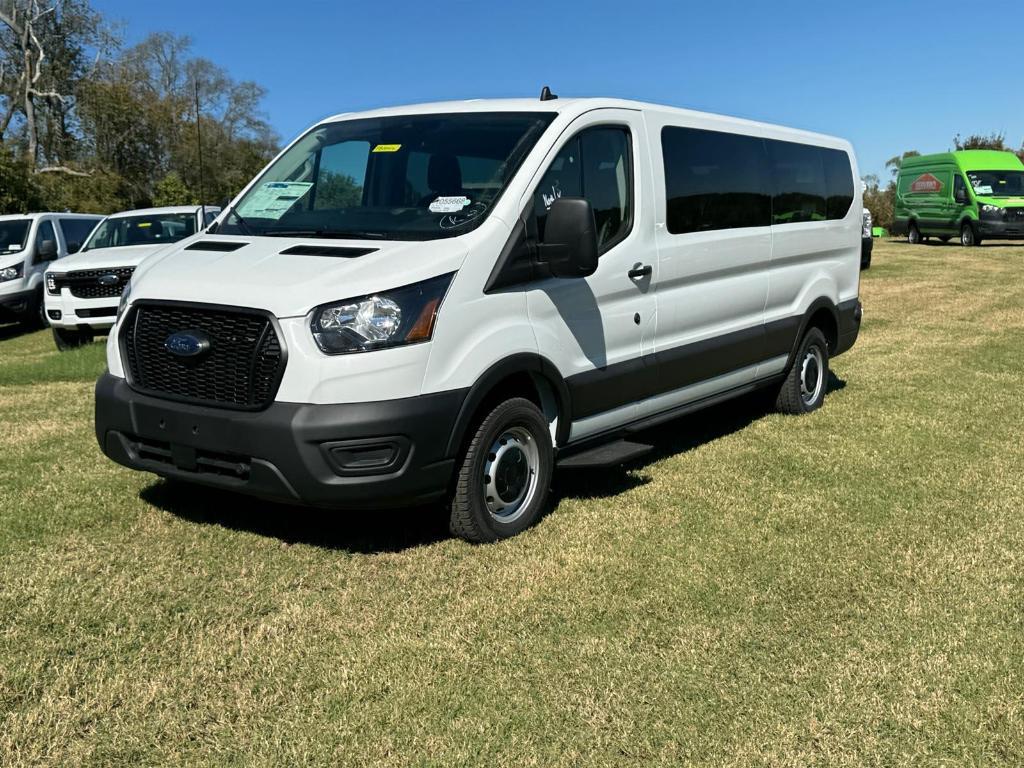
<box><xmin>130</xmin><ymin>235</ymin><xmax>470</xmax><ymax>318</ymax></box>
<box><xmin>55</xmin><ymin>243</ymin><xmax>172</xmax><ymax>271</ymax></box>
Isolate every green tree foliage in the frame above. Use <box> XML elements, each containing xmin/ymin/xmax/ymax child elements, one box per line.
<box><xmin>954</xmin><ymin>132</ymin><xmax>1007</xmax><ymax>151</ymax></box>
<box><xmin>0</xmin><ymin>143</ymin><xmax>43</xmax><ymax>212</ymax></box>
<box><xmin>862</xmin><ymin>173</ymin><xmax>895</xmax><ymax>231</ymax></box>
<box><xmin>1</xmin><ymin>5</ymin><xmax>277</xmax><ymax>213</ymax></box>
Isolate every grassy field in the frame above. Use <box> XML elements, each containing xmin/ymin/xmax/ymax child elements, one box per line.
<box><xmin>1</xmin><ymin>239</ymin><xmax>1023</xmax><ymax>766</ymax></box>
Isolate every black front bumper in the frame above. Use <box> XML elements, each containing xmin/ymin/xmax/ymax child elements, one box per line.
<box><xmin>95</xmin><ymin>373</ymin><xmax>467</xmax><ymax>509</ymax></box>
<box><xmin>976</xmin><ymin>218</ymin><xmax>1024</xmax><ymax>239</ymax></box>
<box><xmin>0</xmin><ymin>288</ymin><xmax>34</xmax><ymax>322</ymax></box>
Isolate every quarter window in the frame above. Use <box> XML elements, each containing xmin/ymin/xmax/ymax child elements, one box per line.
<box><xmin>662</xmin><ymin>126</ymin><xmax>771</xmax><ymax>234</ymax></box>
<box><xmin>768</xmin><ymin>140</ymin><xmax>827</xmax><ymax>224</ymax></box>
<box><xmin>822</xmin><ymin>148</ymin><xmax>854</xmax><ymax>220</ymax></box>
<box><xmin>534</xmin><ymin>126</ymin><xmax>632</xmax><ymax>252</ymax></box>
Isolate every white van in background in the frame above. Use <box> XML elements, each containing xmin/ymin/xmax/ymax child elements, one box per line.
<box><xmin>0</xmin><ymin>212</ymin><xmax>103</xmax><ymax>328</ymax></box>
<box><xmin>45</xmin><ymin>205</ymin><xmax>219</xmax><ymax>349</ymax></box>
<box><xmin>95</xmin><ymin>96</ymin><xmax>862</xmax><ymax>542</ymax></box>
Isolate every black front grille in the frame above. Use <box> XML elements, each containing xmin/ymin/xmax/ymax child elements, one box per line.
<box><xmin>1007</xmin><ymin>207</ymin><xmax>1024</xmax><ymax>221</ymax></box>
<box><xmin>122</xmin><ymin>302</ymin><xmax>285</xmax><ymax>409</ymax></box>
<box><xmin>55</xmin><ymin>267</ymin><xmax>135</xmax><ymax>299</ymax></box>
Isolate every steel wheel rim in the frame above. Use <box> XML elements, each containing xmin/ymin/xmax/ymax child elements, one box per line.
<box><xmin>482</xmin><ymin>426</ymin><xmax>540</xmax><ymax>523</ymax></box>
<box><xmin>800</xmin><ymin>345</ymin><xmax>825</xmax><ymax>406</ymax></box>
<box><xmin>962</xmin><ymin>226</ymin><xmax>972</xmax><ymax>246</ymax></box>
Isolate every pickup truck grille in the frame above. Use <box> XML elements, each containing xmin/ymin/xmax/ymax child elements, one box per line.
<box><xmin>55</xmin><ymin>267</ymin><xmax>135</xmax><ymax>299</ymax></box>
<box><xmin>121</xmin><ymin>302</ymin><xmax>285</xmax><ymax>409</ymax></box>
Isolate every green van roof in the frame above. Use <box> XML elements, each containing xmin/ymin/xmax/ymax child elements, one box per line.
<box><xmin>901</xmin><ymin>150</ymin><xmax>1024</xmax><ymax>172</ymax></box>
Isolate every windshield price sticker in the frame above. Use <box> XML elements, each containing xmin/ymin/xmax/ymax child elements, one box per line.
<box><xmin>236</xmin><ymin>181</ymin><xmax>314</xmax><ymax>220</ymax></box>
<box><xmin>973</xmin><ymin>185</ymin><xmax>994</xmax><ymax>195</ymax></box>
<box><xmin>429</xmin><ymin>196</ymin><xmax>471</xmax><ymax>214</ymax></box>
<box><xmin>372</xmin><ymin>144</ymin><xmax>402</xmax><ymax>153</ymax></box>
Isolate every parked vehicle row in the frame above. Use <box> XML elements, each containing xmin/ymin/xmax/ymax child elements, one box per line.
<box><xmin>90</xmin><ymin>96</ymin><xmax>863</xmax><ymax>541</ymax></box>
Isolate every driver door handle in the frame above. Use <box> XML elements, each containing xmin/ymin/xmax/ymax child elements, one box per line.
<box><xmin>628</xmin><ymin>264</ymin><xmax>652</xmax><ymax>279</ymax></box>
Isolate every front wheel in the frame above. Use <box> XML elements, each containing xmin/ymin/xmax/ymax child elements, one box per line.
<box><xmin>775</xmin><ymin>327</ymin><xmax>830</xmax><ymax>415</ymax></box>
<box><xmin>52</xmin><ymin>326</ymin><xmax>94</xmax><ymax>351</ymax></box>
<box><xmin>961</xmin><ymin>222</ymin><xmax>980</xmax><ymax>247</ymax></box>
<box><xmin>449</xmin><ymin>397</ymin><xmax>554</xmax><ymax>543</ymax></box>
<box><xmin>908</xmin><ymin>222</ymin><xmax>922</xmax><ymax>245</ymax></box>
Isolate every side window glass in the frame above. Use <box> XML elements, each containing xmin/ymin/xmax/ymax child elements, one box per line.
<box><xmin>534</xmin><ymin>126</ymin><xmax>632</xmax><ymax>252</ymax></box>
<box><xmin>34</xmin><ymin>220</ymin><xmax>56</xmax><ymax>261</ymax></box>
<box><xmin>953</xmin><ymin>175</ymin><xmax>966</xmax><ymax>200</ymax></box>
<box><xmin>662</xmin><ymin>126</ymin><xmax>770</xmax><ymax>234</ymax></box>
<box><xmin>313</xmin><ymin>140</ymin><xmax>370</xmax><ymax>209</ymax></box>
<box><xmin>768</xmin><ymin>140</ymin><xmax>827</xmax><ymax>224</ymax></box>
<box><xmin>58</xmin><ymin>218</ymin><xmax>96</xmax><ymax>250</ymax></box>
<box><xmin>822</xmin><ymin>148</ymin><xmax>854</xmax><ymax>220</ymax></box>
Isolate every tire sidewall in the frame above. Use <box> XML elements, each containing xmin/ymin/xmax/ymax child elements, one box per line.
<box><xmin>795</xmin><ymin>328</ymin><xmax>829</xmax><ymax>413</ymax></box>
<box><xmin>908</xmin><ymin>223</ymin><xmax>921</xmax><ymax>244</ymax></box>
<box><xmin>464</xmin><ymin>400</ymin><xmax>553</xmax><ymax>540</ymax></box>
<box><xmin>961</xmin><ymin>222</ymin><xmax>976</xmax><ymax>247</ymax></box>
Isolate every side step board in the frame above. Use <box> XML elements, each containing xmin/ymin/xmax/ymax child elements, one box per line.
<box><xmin>557</xmin><ymin>440</ymin><xmax>653</xmax><ymax>470</ymax></box>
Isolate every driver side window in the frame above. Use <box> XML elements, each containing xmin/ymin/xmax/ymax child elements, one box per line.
<box><xmin>533</xmin><ymin>125</ymin><xmax>632</xmax><ymax>253</ymax></box>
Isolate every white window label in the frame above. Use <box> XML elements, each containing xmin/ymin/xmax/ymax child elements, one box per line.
<box><xmin>429</xmin><ymin>196</ymin><xmax>471</xmax><ymax>214</ymax></box>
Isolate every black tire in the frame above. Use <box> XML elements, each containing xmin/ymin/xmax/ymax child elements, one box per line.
<box><xmin>908</xmin><ymin>222</ymin><xmax>922</xmax><ymax>245</ymax></box>
<box><xmin>449</xmin><ymin>397</ymin><xmax>554</xmax><ymax>543</ymax></box>
<box><xmin>860</xmin><ymin>253</ymin><xmax>871</xmax><ymax>270</ymax></box>
<box><xmin>775</xmin><ymin>327</ymin><xmax>830</xmax><ymax>415</ymax></box>
<box><xmin>52</xmin><ymin>326</ymin><xmax>93</xmax><ymax>351</ymax></box>
<box><xmin>20</xmin><ymin>286</ymin><xmax>47</xmax><ymax>329</ymax></box>
<box><xmin>961</xmin><ymin>222</ymin><xmax>979</xmax><ymax>247</ymax></box>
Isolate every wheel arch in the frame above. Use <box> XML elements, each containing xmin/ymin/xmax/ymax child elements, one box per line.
<box><xmin>787</xmin><ymin>297</ymin><xmax>840</xmax><ymax>365</ymax></box>
<box><xmin>445</xmin><ymin>353</ymin><xmax>571</xmax><ymax>458</ymax></box>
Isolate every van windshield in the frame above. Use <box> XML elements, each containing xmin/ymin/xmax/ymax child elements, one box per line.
<box><xmin>0</xmin><ymin>220</ymin><xmax>30</xmax><ymax>254</ymax></box>
<box><xmin>217</xmin><ymin>112</ymin><xmax>556</xmax><ymax>241</ymax></box>
<box><xmin>967</xmin><ymin>170</ymin><xmax>1024</xmax><ymax>198</ymax></box>
<box><xmin>83</xmin><ymin>213</ymin><xmax>197</xmax><ymax>251</ymax></box>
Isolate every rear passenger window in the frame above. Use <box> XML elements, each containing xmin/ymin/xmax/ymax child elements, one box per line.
<box><xmin>534</xmin><ymin>126</ymin><xmax>632</xmax><ymax>252</ymax></box>
<box><xmin>661</xmin><ymin>126</ymin><xmax>770</xmax><ymax>234</ymax></box>
<box><xmin>822</xmin><ymin>149</ymin><xmax>854</xmax><ymax>220</ymax></box>
<box><xmin>768</xmin><ymin>140</ymin><xmax>827</xmax><ymax>224</ymax></box>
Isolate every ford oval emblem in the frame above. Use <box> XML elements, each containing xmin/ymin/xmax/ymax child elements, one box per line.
<box><xmin>97</xmin><ymin>273</ymin><xmax>120</xmax><ymax>286</ymax></box>
<box><xmin>164</xmin><ymin>330</ymin><xmax>211</xmax><ymax>358</ymax></box>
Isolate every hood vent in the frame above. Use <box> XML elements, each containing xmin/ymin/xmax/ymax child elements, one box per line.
<box><xmin>280</xmin><ymin>244</ymin><xmax>378</xmax><ymax>258</ymax></box>
<box><xmin>184</xmin><ymin>241</ymin><xmax>248</xmax><ymax>252</ymax></box>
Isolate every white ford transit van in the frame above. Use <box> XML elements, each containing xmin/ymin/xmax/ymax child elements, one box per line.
<box><xmin>95</xmin><ymin>96</ymin><xmax>862</xmax><ymax>542</ymax></box>
<box><xmin>45</xmin><ymin>205</ymin><xmax>219</xmax><ymax>349</ymax></box>
<box><xmin>0</xmin><ymin>212</ymin><xmax>102</xmax><ymax>328</ymax></box>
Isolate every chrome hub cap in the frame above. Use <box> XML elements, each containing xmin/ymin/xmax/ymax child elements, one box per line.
<box><xmin>482</xmin><ymin>426</ymin><xmax>539</xmax><ymax>523</ymax></box>
<box><xmin>800</xmin><ymin>346</ymin><xmax>824</xmax><ymax>406</ymax></box>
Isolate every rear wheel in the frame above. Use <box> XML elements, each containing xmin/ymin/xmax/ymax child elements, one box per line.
<box><xmin>449</xmin><ymin>397</ymin><xmax>554</xmax><ymax>543</ymax></box>
<box><xmin>52</xmin><ymin>326</ymin><xmax>94</xmax><ymax>351</ymax></box>
<box><xmin>961</xmin><ymin>222</ymin><xmax>980</xmax><ymax>247</ymax></box>
<box><xmin>775</xmin><ymin>327</ymin><xmax>830</xmax><ymax>415</ymax></box>
<box><xmin>908</xmin><ymin>222</ymin><xmax>922</xmax><ymax>245</ymax></box>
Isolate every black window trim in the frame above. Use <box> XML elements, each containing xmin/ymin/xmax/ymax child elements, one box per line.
<box><xmin>527</xmin><ymin>121</ymin><xmax>636</xmax><ymax>258</ymax></box>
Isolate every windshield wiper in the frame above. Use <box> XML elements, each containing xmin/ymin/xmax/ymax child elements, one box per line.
<box><xmin>262</xmin><ymin>228</ymin><xmax>388</xmax><ymax>239</ymax></box>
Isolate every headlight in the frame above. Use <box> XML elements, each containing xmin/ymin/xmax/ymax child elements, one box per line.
<box><xmin>310</xmin><ymin>272</ymin><xmax>454</xmax><ymax>355</ymax></box>
<box><xmin>116</xmin><ymin>281</ymin><xmax>132</xmax><ymax>321</ymax></box>
<box><xmin>0</xmin><ymin>262</ymin><xmax>23</xmax><ymax>282</ymax></box>
<box><xmin>46</xmin><ymin>272</ymin><xmax>61</xmax><ymax>294</ymax></box>
<box><xmin>862</xmin><ymin>210</ymin><xmax>872</xmax><ymax>238</ymax></box>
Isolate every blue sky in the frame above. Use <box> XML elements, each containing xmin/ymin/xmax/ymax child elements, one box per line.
<box><xmin>92</xmin><ymin>0</ymin><xmax>1023</xmax><ymax>180</ymax></box>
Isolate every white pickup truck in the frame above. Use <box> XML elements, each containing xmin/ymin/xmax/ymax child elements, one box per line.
<box><xmin>44</xmin><ymin>205</ymin><xmax>218</xmax><ymax>349</ymax></box>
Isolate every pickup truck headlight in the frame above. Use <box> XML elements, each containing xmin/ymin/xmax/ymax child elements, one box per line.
<box><xmin>116</xmin><ymin>281</ymin><xmax>132</xmax><ymax>320</ymax></box>
<box><xmin>310</xmin><ymin>272</ymin><xmax>454</xmax><ymax>355</ymax></box>
<box><xmin>46</xmin><ymin>271</ymin><xmax>60</xmax><ymax>294</ymax></box>
<box><xmin>0</xmin><ymin>262</ymin><xmax>23</xmax><ymax>282</ymax></box>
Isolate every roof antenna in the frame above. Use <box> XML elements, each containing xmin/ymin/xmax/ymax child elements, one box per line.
<box><xmin>194</xmin><ymin>80</ymin><xmax>207</xmax><ymax>229</ymax></box>
<box><xmin>539</xmin><ymin>85</ymin><xmax>558</xmax><ymax>101</ymax></box>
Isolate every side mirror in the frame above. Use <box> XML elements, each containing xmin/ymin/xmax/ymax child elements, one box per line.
<box><xmin>539</xmin><ymin>198</ymin><xmax>598</xmax><ymax>279</ymax></box>
<box><xmin>38</xmin><ymin>239</ymin><xmax>58</xmax><ymax>261</ymax></box>
<box><xmin>66</xmin><ymin>241</ymin><xmax>81</xmax><ymax>254</ymax></box>
<box><xmin>955</xmin><ymin>190</ymin><xmax>968</xmax><ymax>204</ymax></box>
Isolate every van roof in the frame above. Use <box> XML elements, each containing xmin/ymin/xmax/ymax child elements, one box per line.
<box><xmin>319</xmin><ymin>97</ymin><xmax>849</xmax><ymax>148</ymax></box>
<box><xmin>901</xmin><ymin>150</ymin><xmax>1024</xmax><ymax>173</ymax></box>
<box><xmin>0</xmin><ymin>212</ymin><xmax>102</xmax><ymax>221</ymax></box>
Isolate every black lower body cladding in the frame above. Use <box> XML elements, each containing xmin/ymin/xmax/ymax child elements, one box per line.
<box><xmin>0</xmin><ymin>288</ymin><xmax>35</xmax><ymax>322</ymax></box>
<box><xmin>95</xmin><ymin>373</ymin><xmax>467</xmax><ymax>509</ymax></box>
<box><xmin>977</xmin><ymin>219</ymin><xmax>1024</xmax><ymax>240</ymax></box>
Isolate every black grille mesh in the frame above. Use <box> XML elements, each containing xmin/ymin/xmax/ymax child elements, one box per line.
<box><xmin>123</xmin><ymin>303</ymin><xmax>284</xmax><ymax>408</ymax></box>
<box><xmin>57</xmin><ymin>267</ymin><xmax>135</xmax><ymax>299</ymax></box>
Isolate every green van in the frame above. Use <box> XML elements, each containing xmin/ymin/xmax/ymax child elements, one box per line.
<box><xmin>894</xmin><ymin>150</ymin><xmax>1024</xmax><ymax>246</ymax></box>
